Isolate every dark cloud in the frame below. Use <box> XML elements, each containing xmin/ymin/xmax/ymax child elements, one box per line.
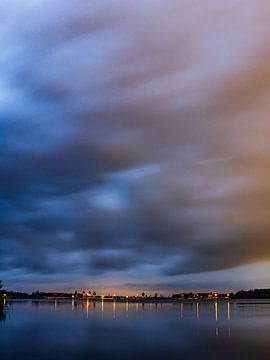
<box><xmin>2</xmin><ymin>0</ymin><xmax>270</xmax><ymax>291</ymax></box>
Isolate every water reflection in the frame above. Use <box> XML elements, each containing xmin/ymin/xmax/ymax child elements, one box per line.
<box><xmin>0</xmin><ymin>301</ymin><xmax>7</xmax><ymax>322</ymax></box>
<box><xmin>2</xmin><ymin>300</ymin><xmax>270</xmax><ymax>360</ymax></box>
<box><xmin>1</xmin><ymin>299</ymin><xmax>235</xmax><ymax>328</ymax></box>
<box><xmin>126</xmin><ymin>300</ymin><xmax>129</xmax><ymax>318</ymax></box>
<box><xmin>113</xmin><ymin>300</ymin><xmax>116</xmax><ymax>319</ymax></box>
<box><xmin>3</xmin><ymin>299</ymin><xmax>234</xmax><ymax>324</ymax></box>
<box><xmin>215</xmin><ymin>301</ymin><xmax>218</xmax><ymax>321</ymax></box>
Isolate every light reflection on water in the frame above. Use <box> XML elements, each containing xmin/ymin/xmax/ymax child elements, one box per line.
<box><xmin>1</xmin><ymin>299</ymin><xmax>270</xmax><ymax>359</ymax></box>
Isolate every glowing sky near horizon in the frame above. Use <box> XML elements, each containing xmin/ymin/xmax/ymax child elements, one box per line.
<box><xmin>2</xmin><ymin>0</ymin><xmax>270</xmax><ymax>293</ymax></box>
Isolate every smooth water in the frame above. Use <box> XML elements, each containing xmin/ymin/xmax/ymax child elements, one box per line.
<box><xmin>1</xmin><ymin>299</ymin><xmax>270</xmax><ymax>360</ymax></box>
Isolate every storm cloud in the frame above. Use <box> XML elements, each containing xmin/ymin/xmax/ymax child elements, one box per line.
<box><xmin>2</xmin><ymin>0</ymin><xmax>270</xmax><ymax>292</ymax></box>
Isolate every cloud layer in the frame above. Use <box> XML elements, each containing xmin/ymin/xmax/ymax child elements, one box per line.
<box><xmin>2</xmin><ymin>0</ymin><xmax>270</xmax><ymax>292</ymax></box>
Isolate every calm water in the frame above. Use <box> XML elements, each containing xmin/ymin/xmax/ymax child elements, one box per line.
<box><xmin>1</xmin><ymin>299</ymin><xmax>270</xmax><ymax>359</ymax></box>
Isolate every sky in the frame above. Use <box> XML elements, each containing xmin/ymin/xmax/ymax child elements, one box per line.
<box><xmin>2</xmin><ymin>0</ymin><xmax>270</xmax><ymax>294</ymax></box>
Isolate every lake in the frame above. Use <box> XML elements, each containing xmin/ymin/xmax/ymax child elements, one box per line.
<box><xmin>1</xmin><ymin>299</ymin><xmax>270</xmax><ymax>359</ymax></box>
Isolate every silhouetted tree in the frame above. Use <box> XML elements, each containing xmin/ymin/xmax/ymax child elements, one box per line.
<box><xmin>233</xmin><ymin>289</ymin><xmax>270</xmax><ymax>299</ymax></box>
<box><xmin>0</xmin><ymin>280</ymin><xmax>4</xmax><ymax>299</ymax></box>
<box><xmin>142</xmin><ymin>292</ymin><xmax>145</xmax><ymax>297</ymax></box>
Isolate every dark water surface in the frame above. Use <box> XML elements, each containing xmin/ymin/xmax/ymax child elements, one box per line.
<box><xmin>1</xmin><ymin>299</ymin><xmax>270</xmax><ymax>360</ymax></box>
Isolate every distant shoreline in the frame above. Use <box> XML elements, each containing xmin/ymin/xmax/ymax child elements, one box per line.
<box><xmin>3</xmin><ymin>288</ymin><xmax>270</xmax><ymax>301</ymax></box>
<box><xmin>4</xmin><ymin>297</ymin><xmax>261</xmax><ymax>303</ymax></box>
